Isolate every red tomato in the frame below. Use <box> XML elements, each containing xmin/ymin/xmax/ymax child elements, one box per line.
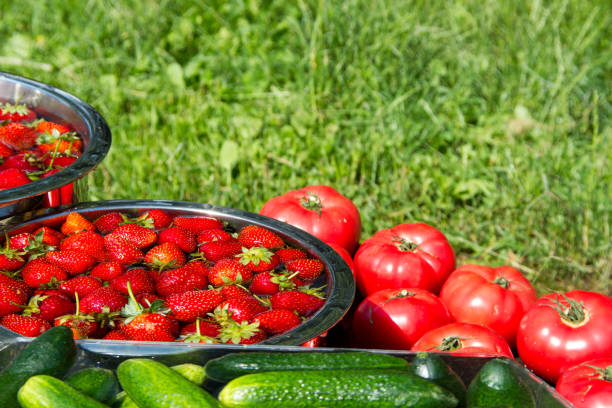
<box><xmin>556</xmin><ymin>357</ymin><xmax>612</xmax><ymax>408</ymax></box>
<box><xmin>350</xmin><ymin>287</ymin><xmax>453</xmax><ymax>350</ymax></box>
<box><xmin>260</xmin><ymin>185</ymin><xmax>362</xmax><ymax>254</ymax></box>
<box><xmin>516</xmin><ymin>290</ymin><xmax>612</xmax><ymax>384</ymax></box>
<box><xmin>411</xmin><ymin>322</ymin><xmax>514</xmax><ymax>358</ymax></box>
<box><xmin>353</xmin><ymin>223</ymin><xmax>455</xmax><ymax>296</ymax></box>
<box><xmin>325</xmin><ymin>241</ymin><xmax>355</xmax><ymax>278</ymax></box>
<box><xmin>439</xmin><ymin>264</ymin><xmax>537</xmax><ymax>348</ymax></box>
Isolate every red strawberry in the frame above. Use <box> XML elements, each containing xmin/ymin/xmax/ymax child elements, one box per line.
<box><xmin>173</xmin><ymin>216</ymin><xmax>223</xmax><ymax>234</ymax></box>
<box><xmin>80</xmin><ymin>286</ymin><xmax>127</xmax><ymax>315</ymax></box>
<box><xmin>144</xmin><ymin>242</ymin><xmax>186</xmax><ymax>270</ymax></box>
<box><xmin>93</xmin><ymin>212</ymin><xmax>125</xmax><ymax>234</ymax></box>
<box><xmin>155</xmin><ymin>265</ymin><xmax>208</xmax><ymax>297</ymax></box>
<box><xmin>112</xmin><ymin>223</ymin><xmax>158</xmax><ymax>249</ymax></box>
<box><xmin>0</xmin><ymin>168</ymin><xmax>31</xmax><ymax>190</ymax></box>
<box><xmin>196</xmin><ymin>228</ymin><xmax>232</xmax><ymax>244</ymax></box>
<box><xmin>219</xmin><ymin>284</ymin><xmax>252</xmax><ymax>300</ymax></box>
<box><xmin>274</xmin><ymin>248</ymin><xmax>308</xmax><ymax>264</ymax></box>
<box><xmin>60</xmin><ymin>230</ymin><xmax>106</xmax><ymax>261</ymax></box>
<box><xmin>235</xmin><ymin>246</ymin><xmax>279</xmax><ymax>272</ymax></box>
<box><xmin>135</xmin><ymin>292</ymin><xmax>161</xmax><ymax>308</ymax></box>
<box><xmin>249</xmin><ymin>271</ymin><xmax>300</xmax><ymax>295</ymax></box>
<box><xmin>218</xmin><ymin>320</ymin><xmax>266</xmax><ymax>344</ymax></box>
<box><xmin>21</xmin><ymin>258</ymin><xmax>68</xmax><ymax>288</ymax></box>
<box><xmin>35</xmin><ymin>120</ymin><xmax>71</xmax><ymax>134</ymax></box>
<box><xmin>43</xmin><ymin>155</ymin><xmax>78</xmax><ymax>169</ymax></box>
<box><xmin>182</xmin><ymin>260</ymin><xmax>209</xmax><ymax>278</ymax></box>
<box><xmin>208</xmin><ymin>259</ymin><xmax>253</xmax><ymax>286</ymax></box>
<box><xmin>0</xmin><ymin>143</ymin><xmax>13</xmax><ymax>159</ymax></box>
<box><xmin>286</xmin><ymin>258</ymin><xmax>324</xmax><ymax>280</ymax></box>
<box><xmin>136</xmin><ymin>209</ymin><xmax>172</xmax><ymax>229</ymax></box>
<box><xmin>32</xmin><ymin>227</ymin><xmax>65</xmax><ymax>247</ymax></box>
<box><xmin>0</xmin><ymin>102</ymin><xmax>36</xmax><ymax>122</ymax></box>
<box><xmin>90</xmin><ymin>262</ymin><xmax>126</xmax><ymax>281</ymax></box>
<box><xmin>23</xmin><ymin>293</ymin><xmax>75</xmax><ymax>322</ymax></box>
<box><xmin>53</xmin><ymin>295</ymin><xmax>99</xmax><ymax>339</ymax></box>
<box><xmin>165</xmin><ymin>289</ymin><xmax>223</xmax><ymax>322</ymax></box>
<box><xmin>102</xmin><ymin>330</ymin><xmax>128</xmax><ymax>340</ymax></box>
<box><xmin>179</xmin><ymin>318</ymin><xmax>220</xmax><ymax>343</ymax></box>
<box><xmin>110</xmin><ymin>268</ymin><xmax>155</xmax><ymax>296</ymax></box>
<box><xmin>254</xmin><ymin>309</ymin><xmax>301</xmax><ymax>335</ymax></box>
<box><xmin>1</xmin><ymin>314</ymin><xmax>51</xmax><ymax>337</ymax></box>
<box><xmin>0</xmin><ymin>239</ymin><xmax>26</xmax><ymax>271</ymax></box>
<box><xmin>17</xmin><ymin>230</ymin><xmax>57</xmax><ymax>260</ymax></box>
<box><xmin>60</xmin><ymin>212</ymin><xmax>95</xmax><ymax>235</ymax></box>
<box><xmin>197</xmin><ymin>239</ymin><xmax>242</xmax><ymax>262</ymax></box>
<box><xmin>0</xmin><ymin>152</ymin><xmax>41</xmax><ymax>172</ymax></box>
<box><xmin>158</xmin><ymin>226</ymin><xmax>196</xmax><ymax>253</ymax></box>
<box><xmin>103</xmin><ymin>233</ymin><xmax>144</xmax><ymax>265</ymax></box>
<box><xmin>37</xmin><ymin>129</ymin><xmax>82</xmax><ymax>155</ymax></box>
<box><xmin>238</xmin><ymin>225</ymin><xmax>284</xmax><ymax>249</ymax></box>
<box><xmin>0</xmin><ymin>280</ymin><xmax>30</xmax><ymax>317</ymax></box>
<box><xmin>0</xmin><ymin>122</ymin><xmax>38</xmax><ymax>150</ymax></box>
<box><xmin>214</xmin><ymin>297</ymin><xmax>267</xmax><ymax>323</ymax></box>
<box><xmin>120</xmin><ymin>288</ymin><xmax>176</xmax><ymax>342</ymax></box>
<box><xmin>8</xmin><ymin>232</ymin><xmax>32</xmax><ymax>251</ymax></box>
<box><xmin>270</xmin><ymin>289</ymin><xmax>325</xmax><ymax>316</ymax></box>
<box><xmin>46</xmin><ymin>250</ymin><xmax>95</xmax><ymax>275</ymax></box>
<box><xmin>59</xmin><ymin>275</ymin><xmax>103</xmax><ymax>300</ymax></box>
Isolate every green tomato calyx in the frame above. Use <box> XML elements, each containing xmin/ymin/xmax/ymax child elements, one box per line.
<box><xmin>300</xmin><ymin>192</ymin><xmax>322</xmax><ymax>216</ymax></box>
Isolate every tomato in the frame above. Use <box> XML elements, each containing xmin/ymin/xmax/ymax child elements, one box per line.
<box><xmin>325</xmin><ymin>241</ymin><xmax>355</xmax><ymax>278</ymax></box>
<box><xmin>353</xmin><ymin>223</ymin><xmax>455</xmax><ymax>296</ymax></box>
<box><xmin>411</xmin><ymin>322</ymin><xmax>514</xmax><ymax>358</ymax></box>
<box><xmin>516</xmin><ymin>290</ymin><xmax>612</xmax><ymax>384</ymax></box>
<box><xmin>439</xmin><ymin>264</ymin><xmax>537</xmax><ymax>348</ymax></box>
<box><xmin>350</xmin><ymin>287</ymin><xmax>453</xmax><ymax>350</ymax></box>
<box><xmin>556</xmin><ymin>357</ymin><xmax>612</xmax><ymax>408</ymax></box>
<box><xmin>260</xmin><ymin>185</ymin><xmax>362</xmax><ymax>254</ymax></box>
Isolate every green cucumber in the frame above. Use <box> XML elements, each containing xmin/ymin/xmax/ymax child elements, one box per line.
<box><xmin>219</xmin><ymin>369</ymin><xmax>458</xmax><ymax>408</ymax></box>
<box><xmin>205</xmin><ymin>351</ymin><xmax>410</xmax><ymax>382</ymax></box>
<box><xmin>466</xmin><ymin>358</ymin><xmax>535</xmax><ymax>408</ymax></box>
<box><xmin>408</xmin><ymin>352</ymin><xmax>466</xmax><ymax>407</ymax></box>
<box><xmin>0</xmin><ymin>326</ymin><xmax>76</xmax><ymax>408</ymax></box>
<box><xmin>17</xmin><ymin>375</ymin><xmax>110</xmax><ymax>408</ymax></box>
<box><xmin>65</xmin><ymin>367</ymin><xmax>120</xmax><ymax>404</ymax></box>
<box><xmin>116</xmin><ymin>358</ymin><xmax>219</xmax><ymax>408</ymax></box>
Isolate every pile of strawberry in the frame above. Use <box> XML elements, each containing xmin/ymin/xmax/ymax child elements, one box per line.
<box><xmin>0</xmin><ymin>101</ymin><xmax>83</xmax><ymax>190</ymax></box>
<box><xmin>0</xmin><ymin>209</ymin><xmax>327</xmax><ymax>344</ymax></box>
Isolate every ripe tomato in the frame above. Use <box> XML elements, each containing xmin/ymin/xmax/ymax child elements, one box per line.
<box><xmin>411</xmin><ymin>322</ymin><xmax>514</xmax><ymax>358</ymax></box>
<box><xmin>325</xmin><ymin>241</ymin><xmax>355</xmax><ymax>278</ymax></box>
<box><xmin>350</xmin><ymin>287</ymin><xmax>453</xmax><ymax>350</ymax></box>
<box><xmin>556</xmin><ymin>357</ymin><xmax>612</xmax><ymax>408</ymax></box>
<box><xmin>439</xmin><ymin>264</ymin><xmax>537</xmax><ymax>348</ymax></box>
<box><xmin>353</xmin><ymin>223</ymin><xmax>455</xmax><ymax>296</ymax></box>
<box><xmin>516</xmin><ymin>290</ymin><xmax>612</xmax><ymax>384</ymax></box>
<box><xmin>260</xmin><ymin>185</ymin><xmax>362</xmax><ymax>254</ymax></box>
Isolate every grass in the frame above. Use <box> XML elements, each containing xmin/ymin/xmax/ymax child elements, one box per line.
<box><xmin>1</xmin><ymin>0</ymin><xmax>610</xmax><ymax>294</ymax></box>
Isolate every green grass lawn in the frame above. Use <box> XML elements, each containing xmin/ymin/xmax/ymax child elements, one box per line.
<box><xmin>1</xmin><ymin>0</ymin><xmax>610</xmax><ymax>294</ymax></box>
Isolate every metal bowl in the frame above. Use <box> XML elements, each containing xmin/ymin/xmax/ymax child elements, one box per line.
<box><xmin>0</xmin><ymin>71</ymin><xmax>111</xmax><ymax>218</ymax></box>
<box><xmin>0</xmin><ymin>200</ymin><xmax>356</xmax><ymax>354</ymax></box>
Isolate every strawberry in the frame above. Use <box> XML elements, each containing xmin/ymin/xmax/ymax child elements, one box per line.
<box><xmin>120</xmin><ymin>283</ymin><xmax>175</xmax><ymax>341</ymax></box>
<box><xmin>158</xmin><ymin>226</ymin><xmax>196</xmax><ymax>253</ymax></box>
<box><xmin>104</xmin><ymin>233</ymin><xmax>144</xmax><ymax>265</ymax></box>
<box><xmin>197</xmin><ymin>239</ymin><xmax>242</xmax><ymax>262</ymax></box>
<box><xmin>0</xmin><ymin>168</ymin><xmax>31</xmax><ymax>189</ymax></box>
<box><xmin>93</xmin><ymin>212</ymin><xmax>125</xmax><ymax>234</ymax></box>
<box><xmin>249</xmin><ymin>271</ymin><xmax>299</xmax><ymax>295</ymax></box>
<box><xmin>235</xmin><ymin>246</ymin><xmax>279</xmax><ymax>272</ymax></box>
<box><xmin>274</xmin><ymin>248</ymin><xmax>308</xmax><ymax>264</ymax></box>
<box><xmin>23</xmin><ymin>293</ymin><xmax>74</xmax><ymax>322</ymax></box>
<box><xmin>90</xmin><ymin>261</ymin><xmax>126</xmax><ymax>281</ymax></box>
<box><xmin>155</xmin><ymin>265</ymin><xmax>208</xmax><ymax>297</ymax></box>
<box><xmin>45</xmin><ymin>250</ymin><xmax>95</xmax><ymax>275</ymax></box>
<box><xmin>60</xmin><ymin>212</ymin><xmax>95</xmax><ymax>235</ymax></box>
<box><xmin>37</xmin><ymin>128</ymin><xmax>82</xmax><ymax>155</ymax></box>
<box><xmin>19</xmin><ymin>230</ymin><xmax>57</xmax><ymax>260</ymax></box>
<box><xmin>0</xmin><ymin>238</ymin><xmax>26</xmax><ymax>271</ymax></box>
<box><xmin>254</xmin><ymin>309</ymin><xmax>301</xmax><ymax>335</ymax></box>
<box><xmin>237</xmin><ymin>225</ymin><xmax>284</xmax><ymax>249</ymax></box>
<box><xmin>213</xmin><ymin>296</ymin><xmax>267</xmax><ymax>323</ymax></box>
<box><xmin>0</xmin><ymin>280</ymin><xmax>30</xmax><ymax>317</ymax></box>
<box><xmin>21</xmin><ymin>258</ymin><xmax>68</xmax><ymax>288</ymax></box>
<box><xmin>286</xmin><ymin>258</ymin><xmax>324</xmax><ymax>280</ymax></box>
<box><xmin>144</xmin><ymin>242</ymin><xmax>186</xmax><ymax>270</ymax></box>
<box><xmin>60</xmin><ymin>230</ymin><xmax>106</xmax><ymax>261</ymax></box>
<box><xmin>208</xmin><ymin>258</ymin><xmax>253</xmax><ymax>286</ymax></box>
<box><xmin>0</xmin><ymin>102</ymin><xmax>36</xmax><ymax>122</ymax></box>
<box><xmin>112</xmin><ymin>223</ymin><xmax>158</xmax><ymax>249</ymax></box>
<box><xmin>80</xmin><ymin>286</ymin><xmax>127</xmax><ymax>314</ymax></box>
<box><xmin>32</xmin><ymin>227</ymin><xmax>65</xmax><ymax>247</ymax></box>
<box><xmin>35</xmin><ymin>120</ymin><xmax>70</xmax><ymax>134</ymax></box>
<box><xmin>136</xmin><ymin>209</ymin><xmax>172</xmax><ymax>229</ymax></box>
<box><xmin>8</xmin><ymin>232</ymin><xmax>32</xmax><ymax>251</ymax></box>
<box><xmin>59</xmin><ymin>275</ymin><xmax>103</xmax><ymax>300</ymax></box>
<box><xmin>54</xmin><ymin>294</ymin><xmax>99</xmax><ymax>339</ymax></box>
<box><xmin>1</xmin><ymin>314</ymin><xmax>51</xmax><ymax>336</ymax></box>
<box><xmin>196</xmin><ymin>228</ymin><xmax>232</xmax><ymax>244</ymax></box>
<box><xmin>110</xmin><ymin>268</ymin><xmax>155</xmax><ymax>296</ymax></box>
<box><xmin>173</xmin><ymin>216</ymin><xmax>223</xmax><ymax>234</ymax></box>
<box><xmin>135</xmin><ymin>292</ymin><xmax>161</xmax><ymax>308</ymax></box>
<box><xmin>218</xmin><ymin>320</ymin><xmax>265</xmax><ymax>344</ymax></box>
<box><xmin>0</xmin><ymin>143</ymin><xmax>13</xmax><ymax>159</ymax></box>
<box><xmin>219</xmin><ymin>284</ymin><xmax>252</xmax><ymax>300</ymax></box>
<box><xmin>102</xmin><ymin>330</ymin><xmax>128</xmax><ymax>340</ymax></box>
<box><xmin>0</xmin><ymin>122</ymin><xmax>38</xmax><ymax>150</ymax></box>
<box><xmin>165</xmin><ymin>289</ymin><xmax>223</xmax><ymax>322</ymax></box>
<box><xmin>0</xmin><ymin>273</ymin><xmax>33</xmax><ymax>298</ymax></box>
<box><xmin>182</xmin><ymin>260</ymin><xmax>209</xmax><ymax>278</ymax></box>
<box><xmin>0</xmin><ymin>152</ymin><xmax>42</xmax><ymax>172</ymax></box>
<box><xmin>270</xmin><ymin>289</ymin><xmax>325</xmax><ymax>316</ymax></box>
<box><xmin>179</xmin><ymin>318</ymin><xmax>220</xmax><ymax>343</ymax></box>
<box><xmin>42</xmin><ymin>155</ymin><xmax>78</xmax><ymax>169</ymax></box>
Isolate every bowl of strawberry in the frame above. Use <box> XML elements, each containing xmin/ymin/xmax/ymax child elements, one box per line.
<box><xmin>0</xmin><ymin>71</ymin><xmax>111</xmax><ymax>218</ymax></box>
<box><xmin>0</xmin><ymin>200</ymin><xmax>355</xmax><ymax>351</ymax></box>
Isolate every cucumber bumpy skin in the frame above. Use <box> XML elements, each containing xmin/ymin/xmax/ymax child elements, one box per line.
<box><xmin>17</xmin><ymin>375</ymin><xmax>110</xmax><ymax>408</ymax></box>
<box><xmin>466</xmin><ymin>358</ymin><xmax>535</xmax><ymax>408</ymax></box>
<box><xmin>408</xmin><ymin>352</ymin><xmax>467</xmax><ymax>407</ymax></box>
<box><xmin>65</xmin><ymin>367</ymin><xmax>120</xmax><ymax>404</ymax></box>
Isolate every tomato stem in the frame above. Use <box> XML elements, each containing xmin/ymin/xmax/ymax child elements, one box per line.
<box><xmin>299</xmin><ymin>192</ymin><xmax>322</xmax><ymax>216</ymax></box>
<box><xmin>438</xmin><ymin>336</ymin><xmax>463</xmax><ymax>352</ymax></box>
<box><xmin>392</xmin><ymin>235</ymin><xmax>418</xmax><ymax>251</ymax></box>
<box><xmin>382</xmin><ymin>289</ymin><xmax>415</xmax><ymax>304</ymax></box>
<box><xmin>493</xmin><ymin>277</ymin><xmax>509</xmax><ymax>289</ymax></box>
<box><xmin>603</xmin><ymin>366</ymin><xmax>612</xmax><ymax>382</ymax></box>
<box><xmin>549</xmin><ymin>294</ymin><xmax>586</xmax><ymax>326</ymax></box>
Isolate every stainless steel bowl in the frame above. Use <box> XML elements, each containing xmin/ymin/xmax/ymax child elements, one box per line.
<box><xmin>0</xmin><ymin>200</ymin><xmax>356</xmax><ymax>354</ymax></box>
<box><xmin>0</xmin><ymin>72</ymin><xmax>111</xmax><ymax>218</ymax></box>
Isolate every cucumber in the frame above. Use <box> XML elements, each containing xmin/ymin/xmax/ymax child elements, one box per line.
<box><xmin>17</xmin><ymin>374</ymin><xmax>110</xmax><ymax>408</ymax></box>
<box><xmin>0</xmin><ymin>325</ymin><xmax>76</xmax><ymax>408</ymax></box>
<box><xmin>205</xmin><ymin>351</ymin><xmax>410</xmax><ymax>382</ymax></box>
<box><xmin>65</xmin><ymin>367</ymin><xmax>120</xmax><ymax>404</ymax></box>
<box><xmin>116</xmin><ymin>358</ymin><xmax>219</xmax><ymax>408</ymax></box>
<box><xmin>408</xmin><ymin>352</ymin><xmax>466</xmax><ymax>407</ymax></box>
<box><xmin>218</xmin><ymin>369</ymin><xmax>458</xmax><ymax>408</ymax></box>
<box><xmin>466</xmin><ymin>358</ymin><xmax>535</xmax><ymax>408</ymax></box>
